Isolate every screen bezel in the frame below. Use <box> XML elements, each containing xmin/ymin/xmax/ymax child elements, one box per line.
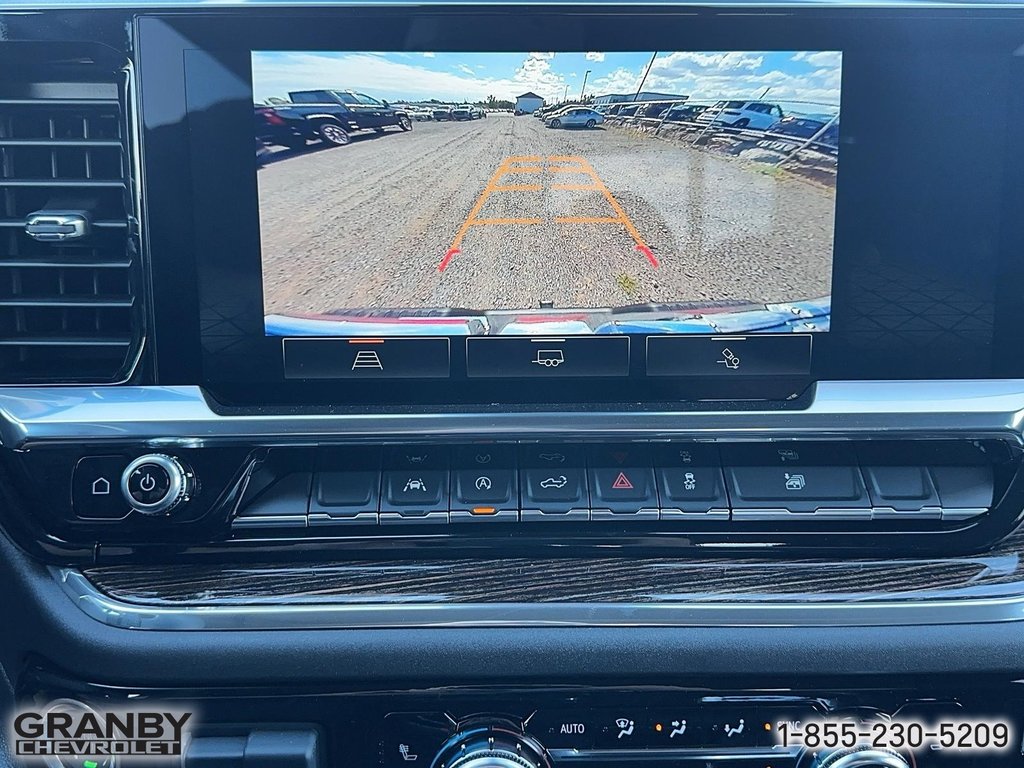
<box><xmin>136</xmin><ymin>6</ymin><xmax>1024</xmax><ymax>407</ymax></box>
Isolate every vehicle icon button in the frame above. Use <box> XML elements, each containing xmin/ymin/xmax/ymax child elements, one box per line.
<box><xmin>784</xmin><ymin>473</ymin><xmax>806</xmax><ymax>491</ymax></box>
<box><xmin>384</xmin><ymin>469</ymin><xmax>447</xmax><ymax>510</ymax></box>
<box><xmin>524</xmin><ymin>468</ymin><xmax>584</xmax><ymax>504</ymax></box>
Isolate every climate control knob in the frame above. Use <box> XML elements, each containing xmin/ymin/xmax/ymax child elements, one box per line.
<box><xmin>811</xmin><ymin>747</ymin><xmax>910</xmax><ymax>768</ymax></box>
<box><xmin>431</xmin><ymin>720</ymin><xmax>549</xmax><ymax>768</ymax></box>
<box><xmin>120</xmin><ymin>454</ymin><xmax>194</xmax><ymax>515</ymax></box>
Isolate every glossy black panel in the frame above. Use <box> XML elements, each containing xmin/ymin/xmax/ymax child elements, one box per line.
<box><xmin>81</xmin><ymin>524</ymin><xmax>1024</xmax><ymax>606</ymax></box>
<box><xmin>18</xmin><ymin>669</ymin><xmax>1024</xmax><ymax>768</ymax></box>
<box><xmin>134</xmin><ymin>7</ymin><xmax>1024</xmax><ymax>405</ymax></box>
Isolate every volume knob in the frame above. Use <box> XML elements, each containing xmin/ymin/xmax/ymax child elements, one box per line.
<box><xmin>432</xmin><ymin>721</ymin><xmax>549</xmax><ymax>768</ymax></box>
<box><xmin>814</xmin><ymin>747</ymin><xmax>910</xmax><ymax>768</ymax></box>
<box><xmin>120</xmin><ymin>454</ymin><xmax>194</xmax><ymax>515</ymax></box>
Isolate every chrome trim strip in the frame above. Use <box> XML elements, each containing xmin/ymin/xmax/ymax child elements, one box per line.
<box><xmin>54</xmin><ymin>567</ymin><xmax>1024</xmax><ymax>631</ymax></box>
<box><xmin>6</xmin><ymin>0</ymin><xmax>1024</xmax><ymax>8</ymax></box>
<box><xmin>548</xmin><ymin>747</ymin><xmax>805</xmax><ymax>762</ymax></box>
<box><xmin>1</xmin><ymin>381</ymin><xmax>1023</xmax><ymax>448</ymax></box>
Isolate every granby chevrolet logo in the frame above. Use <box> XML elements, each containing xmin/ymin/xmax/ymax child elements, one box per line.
<box><xmin>11</xmin><ymin>702</ymin><xmax>193</xmax><ymax>759</ymax></box>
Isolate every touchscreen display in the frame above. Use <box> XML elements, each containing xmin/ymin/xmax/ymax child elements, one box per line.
<box><xmin>253</xmin><ymin>50</ymin><xmax>841</xmax><ymax>337</ymax></box>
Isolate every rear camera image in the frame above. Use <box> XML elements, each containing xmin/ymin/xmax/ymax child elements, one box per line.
<box><xmin>254</xmin><ymin>50</ymin><xmax>840</xmax><ymax>336</ymax></box>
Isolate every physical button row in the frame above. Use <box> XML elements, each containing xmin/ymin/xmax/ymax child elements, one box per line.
<box><xmin>232</xmin><ymin>441</ymin><xmax>995</xmax><ymax>527</ymax></box>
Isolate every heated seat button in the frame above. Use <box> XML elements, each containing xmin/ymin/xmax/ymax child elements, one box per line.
<box><xmin>72</xmin><ymin>455</ymin><xmax>131</xmax><ymax>520</ymax></box>
<box><xmin>381</xmin><ymin>714</ymin><xmax>451</xmax><ymax>768</ymax></box>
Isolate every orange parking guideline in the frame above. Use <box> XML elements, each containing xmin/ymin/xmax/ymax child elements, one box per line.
<box><xmin>555</xmin><ymin>216</ymin><xmax>622</xmax><ymax>224</ymax></box>
<box><xmin>474</xmin><ymin>217</ymin><xmax>544</xmax><ymax>225</ymax></box>
<box><xmin>565</xmin><ymin>155</ymin><xmax>659</xmax><ymax>268</ymax></box>
<box><xmin>439</xmin><ymin>154</ymin><xmax>657</xmax><ymax>273</ymax></box>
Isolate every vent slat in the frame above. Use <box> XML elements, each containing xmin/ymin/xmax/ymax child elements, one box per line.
<box><xmin>0</xmin><ymin>139</ymin><xmax>122</xmax><ymax>148</ymax></box>
<box><xmin>0</xmin><ymin>98</ymin><xmax>119</xmax><ymax>107</ymax></box>
<box><xmin>0</xmin><ymin>258</ymin><xmax>131</xmax><ymax>269</ymax></box>
<box><xmin>0</xmin><ymin>296</ymin><xmax>134</xmax><ymax>308</ymax></box>
<box><xmin>0</xmin><ymin>336</ymin><xmax>130</xmax><ymax>347</ymax></box>
<box><xmin>0</xmin><ymin>219</ymin><xmax>128</xmax><ymax>229</ymax></box>
<box><xmin>0</xmin><ymin>60</ymin><xmax>140</xmax><ymax>384</ymax></box>
<box><xmin>0</xmin><ymin>179</ymin><xmax>125</xmax><ymax>188</ymax></box>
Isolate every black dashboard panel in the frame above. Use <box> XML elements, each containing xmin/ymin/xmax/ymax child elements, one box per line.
<box><xmin>132</xmin><ymin>7</ymin><xmax>1024</xmax><ymax>406</ymax></box>
<box><xmin>3</xmin><ymin>5</ymin><xmax>1024</xmax><ymax>768</ymax></box>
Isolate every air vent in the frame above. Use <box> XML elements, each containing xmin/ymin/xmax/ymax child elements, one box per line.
<box><xmin>0</xmin><ymin>43</ymin><xmax>142</xmax><ymax>384</ymax></box>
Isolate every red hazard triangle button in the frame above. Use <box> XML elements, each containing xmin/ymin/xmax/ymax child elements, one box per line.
<box><xmin>611</xmin><ymin>471</ymin><xmax>634</xmax><ymax>490</ymax></box>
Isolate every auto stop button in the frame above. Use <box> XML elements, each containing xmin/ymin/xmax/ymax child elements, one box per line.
<box><xmin>121</xmin><ymin>454</ymin><xmax>193</xmax><ymax>515</ymax></box>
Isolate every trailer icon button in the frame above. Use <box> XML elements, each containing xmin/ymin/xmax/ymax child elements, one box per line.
<box><xmin>532</xmin><ymin>348</ymin><xmax>565</xmax><ymax>368</ymax></box>
<box><xmin>466</xmin><ymin>336</ymin><xmax>628</xmax><ymax>378</ymax></box>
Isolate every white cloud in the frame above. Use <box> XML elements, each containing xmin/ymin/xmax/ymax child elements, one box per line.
<box><xmin>590</xmin><ymin>66</ymin><xmax>645</xmax><ymax>96</ymax></box>
<box><xmin>792</xmin><ymin>51</ymin><xmax>841</xmax><ymax>68</ymax></box>
<box><xmin>585</xmin><ymin>52</ymin><xmax>606</xmax><ymax>62</ymax></box>
<box><xmin>252</xmin><ymin>51</ymin><xmax>573</xmax><ymax>105</ymax></box>
<box><xmin>251</xmin><ymin>50</ymin><xmax>842</xmax><ymax>111</ymax></box>
<box><xmin>654</xmin><ymin>51</ymin><xmax>764</xmax><ymax>74</ymax></box>
<box><xmin>626</xmin><ymin>50</ymin><xmax>842</xmax><ymax>106</ymax></box>
<box><xmin>529</xmin><ymin>51</ymin><xmax>555</xmax><ymax>60</ymax></box>
<box><xmin>422</xmin><ymin>52</ymin><xmax>435</xmax><ymax>58</ymax></box>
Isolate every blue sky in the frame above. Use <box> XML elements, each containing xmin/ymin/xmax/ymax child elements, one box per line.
<box><xmin>252</xmin><ymin>50</ymin><xmax>841</xmax><ymax>110</ymax></box>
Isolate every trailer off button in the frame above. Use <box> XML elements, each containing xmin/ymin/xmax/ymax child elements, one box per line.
<box><xmin>121</xmin><ymin>454</ymin><xmax>193</xmax><ymax>515</ymax></box>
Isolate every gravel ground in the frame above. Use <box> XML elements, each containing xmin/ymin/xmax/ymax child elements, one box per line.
<box><xmin>257</xmin><ymin>115</ymin><xmax>836</xmax><ymax>315</ymax></box>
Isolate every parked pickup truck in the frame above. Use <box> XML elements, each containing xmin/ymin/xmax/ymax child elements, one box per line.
<box><xmin>283</xmin><ymin>89</ymin><xmax>413</xmax><ymax>145</ymax></box>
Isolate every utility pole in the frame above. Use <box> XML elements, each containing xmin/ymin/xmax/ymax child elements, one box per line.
<box><xmin>632</xmin><ymin>51</ymin><xmax>658</xmax><ymax>102</ymax></box>
<box><xmin>580</xmin><ymin>70</ymin><xmax>591</xmax><ymax>100</ymax></box>
<box><xmin>563</xmin><ymin>83</ymin><xmax>569</xmax><ymax>102</ymax></box>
